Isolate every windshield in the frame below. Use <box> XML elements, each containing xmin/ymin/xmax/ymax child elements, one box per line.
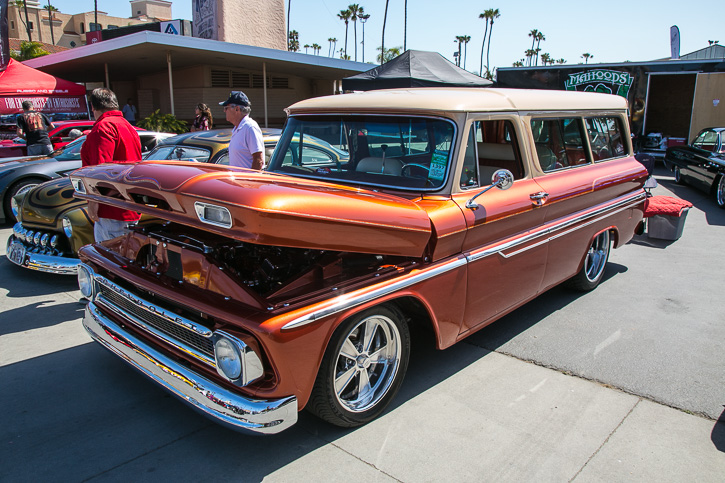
<box><xmin>267</xmin><ymin>115</ymin><xmax>456</xmax><ymax>190</ymax></box>
<box><xmin>145</xmin><ymin>145</ymin><xmax>212</xmax><ymax>163</ymax></box>
<box><xmin>54</xmin><ymin>136</ymin><xmax>86</xmax><ymax>161</ymax></box>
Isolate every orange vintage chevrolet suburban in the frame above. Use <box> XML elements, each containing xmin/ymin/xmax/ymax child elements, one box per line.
<box><xmin>71</xmin><ymin>88</ymin><xmax>648</xmax><ymax>434</ymax></box>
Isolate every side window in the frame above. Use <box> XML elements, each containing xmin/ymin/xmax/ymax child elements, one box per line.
<box><xmin>467</xmin><ymin>119</ymin><xmax>524</xmax><ymax>187</ymax></box>
<box><xmin>692</xmin><ymin>130</ymin><xmax>718</xmax><ymax>152</ymax></box>
<box><xmin>531</xmin><ymin>118</ymin><xmax>588</xmax><ymax>172</ymax></box>
<box><xmin>460</xmin><ymin>126</ymin><xmax>478</xmax><ymax>188</ymax></box>
<box><xmin>586</xmin><ymin>117</ymin><xmax>625</xmax><ymax>161</ymax></box>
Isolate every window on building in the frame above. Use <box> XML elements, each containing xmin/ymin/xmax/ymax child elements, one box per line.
<box><xmin>80</xmin><ymin>23</ymin><xmax>85</xmax><ymax>34</ymax></box>
<box><xmin>90</xmin><ymin>22</ymin><xmax>101</xmax><ymax>31</ymax></box>
<box><xmin>28</xmin><ymin>21</ymin><xmax>33</xmax><ymax>31</ymax></box>
<box><xmin>10</xmin><ymin>21</ymin><xmax>14</xmax><ymax>30</ymax></box>
<box><xmin>107</xmin><ymin>25</ymin><xmax>119</xmax><ymax>29</ymax></box>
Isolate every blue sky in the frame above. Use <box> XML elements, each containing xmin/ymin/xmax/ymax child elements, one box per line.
<box><xmin>52</xmin><ymin>1</ymin><xmax>722</xmax><ymax>72</ymax></box>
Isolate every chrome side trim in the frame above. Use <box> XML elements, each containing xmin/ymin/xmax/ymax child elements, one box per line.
<box><xmin>281</xmin><ymin>256</ymin><xmax>468</xmax><ymax>330</ymax></box>
<box><xmin>467</xmin><ymin>191</ymin><xmax>645</xmax><ymax>262</ymax></box>
<box><xmin>281</xmin><ymin>191</ymin><xmax>645</xmax><ymax>331</ymax></box>
<box><xmin>96</xmin><ymin>293</ymin><xmax>215</xmax><ymax>367</ymax></box>
<box><xmin>83</xmin><ymin>303</ymin><xmax>298</xmax><ymax>434</ymax></box>
<box><xmin>94</xmin><ymin>274</ymin><xmax>213</xmax><ymax>337</ymax></box>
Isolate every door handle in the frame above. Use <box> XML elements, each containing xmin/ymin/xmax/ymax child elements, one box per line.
<box><xmin>530</xmin><ymin>191</ymin><xmax>549</xmax><ymax>206</ymax></box>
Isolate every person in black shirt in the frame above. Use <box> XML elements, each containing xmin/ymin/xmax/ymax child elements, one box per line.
<box><xmin>16</xmin><ymin>101</ymin><xmax>55</xmax><ymax>156</ymax></box>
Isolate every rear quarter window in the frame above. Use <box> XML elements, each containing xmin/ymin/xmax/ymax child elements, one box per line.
<box><xmin>585</xmin><ymin>117</ymin><xmax>626</xmax><ymax>161</ymax></box>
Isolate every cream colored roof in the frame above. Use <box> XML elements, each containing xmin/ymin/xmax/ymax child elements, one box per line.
<box><xmin>287</xmin><ymin>88</ymin><xmax>628</xmax><ymax>114</ymax></box>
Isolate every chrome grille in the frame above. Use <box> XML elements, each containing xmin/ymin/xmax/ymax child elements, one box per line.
<box><xmin>97</xmin><ymin>283</ymin><xmax>214</xmax><ymax>359</ymax></box>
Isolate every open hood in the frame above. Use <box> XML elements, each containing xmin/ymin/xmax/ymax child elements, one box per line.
<box><xmin>71</xmin><ymin>161</ymin><xmax>433</xmax><ymax>257</ymax></box>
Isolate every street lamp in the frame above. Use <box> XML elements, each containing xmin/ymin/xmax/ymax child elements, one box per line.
<box><xmin>359</xmin><ymin>14</ymin><xmax>370</xmax><ymax>63</ymax></box>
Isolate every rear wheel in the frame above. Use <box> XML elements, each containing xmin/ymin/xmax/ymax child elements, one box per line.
<box><xmin>567</xmin><ymin>230</ymin><xmax>611</xmax><ymax>292</ymax></box>
<box><xmin>4</xmin><ymin>177</ymin><xmax>43</xmax><ymax>222</ymax></box>
<box><xmin>673</xmin><ymin>166</ymin><xmax>685</xmax><ymax>185</ymax></box>
<box><xmin>715</xmin><ymin>176</ymin><xmax>725</xmax><ymax>209</ymax></box>
<box><xmin>307</xmin><ymin>304</ymin><xmax>410</xmax><ymax>427</ymax></box>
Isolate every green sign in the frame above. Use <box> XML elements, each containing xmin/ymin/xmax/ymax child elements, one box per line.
<box><xmin>564</xmin><ymin>70</ymin><xmax>633</xmax><ymax>98</ymax></box>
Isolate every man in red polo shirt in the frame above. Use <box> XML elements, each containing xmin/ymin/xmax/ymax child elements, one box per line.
<box><xmin>80</xmin><ymin>87</ymin><xmax>142</xmax><ymax>242</ymax></box>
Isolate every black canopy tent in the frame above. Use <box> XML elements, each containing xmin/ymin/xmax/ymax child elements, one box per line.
<box><xmin>341</xmin><ymin>50</ymin><xmax>492</xmax><ymax>91</ymax></box>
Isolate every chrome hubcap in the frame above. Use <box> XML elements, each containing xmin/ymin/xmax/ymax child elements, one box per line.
<box><xmin>585</xmin><ymin>231</ymin><xmax>610</xmax><ymax>282</ymax></box>
<box><xmin>717</xmin><ymin>178</ymin><xmax>725</xmax><ymax>206</ymax></box>
<box><xmin>334</xmin><ymin>315</ymin><xmax>401</xmax><ymax>413</ymax></box>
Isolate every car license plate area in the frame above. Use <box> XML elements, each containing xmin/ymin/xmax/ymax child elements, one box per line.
<box><xmin>8</xmin><ymin>241</ymin><xmax>26</xmax><ymax>266</ymax></box>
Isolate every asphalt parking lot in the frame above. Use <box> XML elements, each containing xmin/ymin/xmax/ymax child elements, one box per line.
<box><xmin>1</xmin><ymin>165</ymin><xmax>724</xmax><ymax>481</ymax></box>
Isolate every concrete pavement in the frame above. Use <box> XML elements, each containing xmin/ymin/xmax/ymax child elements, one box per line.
<box><xmin>1</xmin><ymin>166</ymin><xmax>724</xmax><ymax>481</ymax></box>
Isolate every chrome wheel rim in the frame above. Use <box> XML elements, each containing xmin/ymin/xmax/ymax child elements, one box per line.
<box><xmin>14</xmin><ymin>183</ymin><xmax>39</xmax><ymax>199</ymax></box>
<box><xmin>717</xmin><ymin>177</ymin><xmax>725</xmax><ymax>207</ymax></box>
<box><xmin>333</xmin><ymin>315</ymin><xmax>401</xmax><ymax>413</ymax></box>
<box><xmin>585</xmin><ymin>231</ymin><xmax>610</xmax><ymax>282</ymax></box>
<box><xmin>674</xmin><ymin>166</ymin><xmax>681</xmax><ymax>183</ymax></box>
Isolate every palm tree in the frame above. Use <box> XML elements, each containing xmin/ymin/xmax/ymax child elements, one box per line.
<box><xmin>377</xmin><ymin>45</ymin><xmax>401</xmax><ymax>64</ymax></box>
<box><xmin>14</xmin><ymin>1</ymin><xmax>32</xmax><ymax>41</ymax></box>
<box><xmin>524</xmin><ymin>49</ymin><xmax>536</xmax><ymax>66</ymax></box>
<box><xmin>312</xmin><ymin>43</ymin><xmax>322</xmax><ymax>55</ymax></box>
<box><xmin>44</xmin><ymin>2</ymin><xmax>59</xmax><ymax>45</ymax></box>
<box><xmin>10</xmin><ymin>41</ymin><xmax>49</xmax><ymax>61</ymax></box>
<box><xmin>454</xmin><ymin>36</ymin><xmax>465</xmax><ymax>67</ymax></box>
<box><xmin>461</xmin><ymin>35</ymin><xmax>471</xmax><ymax>70</ymax></box>
<box><xmin>535</xmin><ymin>32</ymin><xmax>545</xmax><ymax>65</ymax></box>
<box><xmin>478</xmin><ymin>9</ymin><xmax>493</xmax><ymax>76</ymax></box>
<box><xmin>556</xmin><ymin>58</ymin><xmax>566</xmax><ymax>64</ymax></box>
<box><xmin>359</xmin><ymin>13</ymin><xmax>370</xmax><ymax>62</ymax></box>
<box><xmin>304</xmin><ymin>44</ymin><xmax>310</xmax><ymax>54</ymax></box>
<box><xmin>348</xmin><ymin>4</ymin><xmax>363</xmax><ymax>62</ymax></box>
<box><xmin>527</xmin><ymin>29</ymin><xmax>538</xmax><ymax>66</ymax></box>
<box><xmin>485</xmin><ymin>9</ymin><xmax>500</xmax><ymax>73</ymax></box>
<box><xmin>339</xmin><ymin>48</ymin><xmax>350</xmax><ymax>60</ymax></box>
<box><xmin>581</xmin><ymin>52</ymin><xmax>593</xmax><ymax>64</ymax></box>
<box><xmin>288</xmin><ymin>30</ymin><xmax>299</xmax><ymax>51</ymax></box>
<box><xmin>403</xmin><ymin>0</ymin><xmax>408</xmax><ymax>52</ymax></box>
<box><xmin>287</xmin><ymin>0</ymin><xmax>292</xmax><ymax>50</ymax></box>
<box><xmin>381</xmin><ymin>0</ymin><xmax>390</xmax><ymax>64</ymax></box>
<box><xmin>328</xmin><ymin>37</ymin><xmax>337</xmax><ymax>57</ymax></box>
<box><xmin>337</xmin><ymin>8</ymin><xmax>352</xmax><ymax>59</ymax></box>
<box><xmin>512</xmin><ymin>60</ymin><xmax>524</xmax><ymax>67</ymax></box>
<box><xmin>540</xmin><ymin>52</ymin><xmax>551</xmax><ymax>66</ymax></box>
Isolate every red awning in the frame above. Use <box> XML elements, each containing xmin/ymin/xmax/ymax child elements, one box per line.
<box><xmin>0</xmin><ymin>59</ymin><xmax>87</xmax><ymax>114</ymax></box>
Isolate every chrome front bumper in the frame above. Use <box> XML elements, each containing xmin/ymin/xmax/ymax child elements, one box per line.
<box><xmin>83</xmin><ymin>302</ymin><xmax>298</xmax><ymax>434</ymax></box>
<box><xmin>5</xmin><ymin>236</ymin><xmax>80</xmax><ymax>274</ymax></box>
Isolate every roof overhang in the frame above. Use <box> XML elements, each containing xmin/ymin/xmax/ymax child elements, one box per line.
<box><xmin>23</xmin><ymin>31</ymin><xmax>372</xmax><ymax>82</ymax></box>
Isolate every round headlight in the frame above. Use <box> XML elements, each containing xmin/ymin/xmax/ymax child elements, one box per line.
<box><xmin>77</xmin><ymin>264</ymin><xmax>95</xmax><ymax>298</ymax></box>
<box><xmin>214</xmin><ymin>337</ymin><xmax>242</xmax><ymax>380</ymax></box>
<box><xmin>62</xmin><ymin>217</ymin><xmax>73</xmax><ymax>238</ymax></box>
<box><xmin>33</xmin><ymin>232</ymin><xmax>41</xmax><ymax>245</ymax></box>
<box><xmin>50</xmin><ymin>235</ymin><xmax>58</xmax><ymax>248</ymax></box>
<box><xmin>40</xmin><ymin>233</ymin><xmax>49</xmax><ymax>247</ymax></box>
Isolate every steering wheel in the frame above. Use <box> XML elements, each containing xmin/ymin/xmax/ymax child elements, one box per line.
<box><xmin>401</xmin><ymin>163</ymin><xmax>430</xmax><ymax>178</ymax></box>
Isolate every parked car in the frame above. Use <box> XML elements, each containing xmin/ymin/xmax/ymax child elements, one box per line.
<box><xmin>664</xmin><ymin>127</ymin><xmax>725</xmax><ymax>208</ymax></box>
<box><xmin>69</xmin><ymin>88</ymin><xmax>648</xmax><ymax>434</ymax></box>
<box><xmin>5</xmin><ymin>129</ymin><xmax>282</xmax><ymax>274</ymax></box>
<box><xmin>0</xmin><ymin>130</ymin><xmax>172</xmax><ymax>224</ymax></box>
<box><xmin>0</xmin><ymin>120</ymin><xmax>97</xmax><ymax>158</ymax></box>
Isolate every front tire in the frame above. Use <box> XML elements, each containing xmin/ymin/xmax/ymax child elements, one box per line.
<box><xmin>567</xmin><ymin>230</ymin><xmax>611</xmax><ymax>292</ymax></box>
<box><xmin>4</xmin><ymin>177</ymin><xmax>43</xmax><ymax>222</ymax></box>
<box><xmin>308</xmin><ymin>304</ymin><xmax>410</xmax><ymax>428</ymax></box>
<box><xmin>715</xmin><ymin>176</ymin><xmax>725</xmax><ymax>209</ymax></box>
<box><xmin>673</xmin><ymin>166</ymin><xmax>685</xmax><ymax>185</ymax></box>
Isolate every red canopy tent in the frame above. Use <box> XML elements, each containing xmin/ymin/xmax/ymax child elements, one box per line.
<box><xmin>0</xmin><ymin>58</ymin><xmax>88</xmax><ymax>115</ymax></box>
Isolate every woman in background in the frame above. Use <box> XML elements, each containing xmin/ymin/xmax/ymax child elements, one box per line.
<box><xmin>191</xmin><ymin>103</ymin><xmax>213</xmax><ymax>131</ymax></box>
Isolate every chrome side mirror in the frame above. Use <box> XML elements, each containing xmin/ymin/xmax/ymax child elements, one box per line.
<box><xmin>465</xmin><ymin>169</ymin><xmax>514</xmax><ymax>210</ymax></box>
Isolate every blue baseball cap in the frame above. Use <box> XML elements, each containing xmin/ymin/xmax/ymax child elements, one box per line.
<box><xmin>220</xmin><ymin>91</ymin><xmax>250</xmax><ymax>107</ymax></box>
